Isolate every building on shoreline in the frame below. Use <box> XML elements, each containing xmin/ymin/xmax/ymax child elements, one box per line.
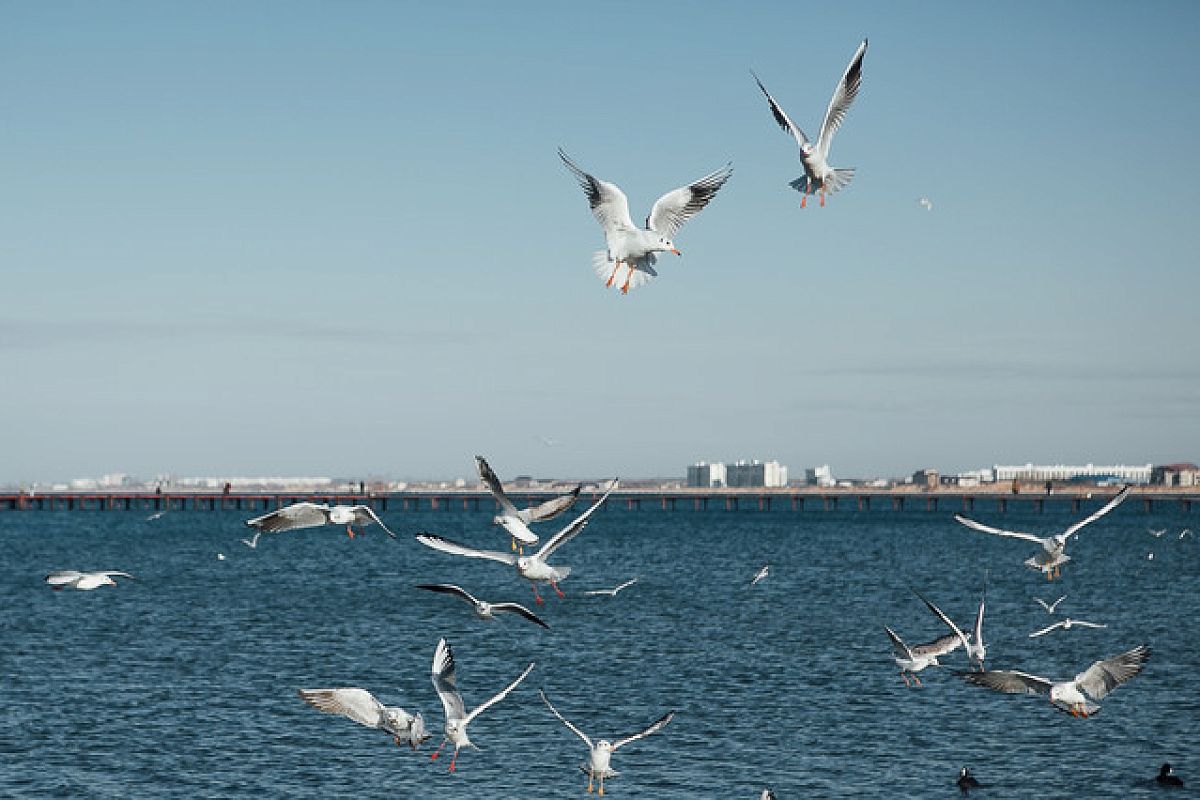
<box><xmin>992</xmin><ymin>463</ymin><xmax>1152</xmax><ymax>484</ymax></box>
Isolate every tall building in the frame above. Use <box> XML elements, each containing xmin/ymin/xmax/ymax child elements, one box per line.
<box><xmin>687</xmin><ymin>461</ymin><xmax>727</xmax><ymax>488</ymax></box>
<box><xmin>726</xmin><ymin>460</ymin><xmax>788</xmax><ymax>488</ymax></box>
<box><xmin>806</xmin><ymin>465</ymin><xmax>834</xmax><ymax>487</ymax></box>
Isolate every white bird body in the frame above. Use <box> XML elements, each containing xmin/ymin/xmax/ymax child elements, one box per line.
<box><xmin>245</xmin><ymin>501</ymin><xmax>396</xmax><ymax>539</ymax></box>
<box><xmin>44</xmin><ymin>570</ymin><xmax>134</xmax><ymax>590</ymax></box>
<box><xmin>429</xmin><ymin>638</ymin><xmax>534</xmax><ymax>772</ymax></box>
<box><xmin>539</xmin><ymin>689</ymin><xmax>674</xmax><ymax>796</ymax></box>
<box><xmin>560</xmin><ymin>149</ymin><xmax>732</xmax><ymax>294</ymax></box>
<box><xmin>752</xmin><ymin>39</ymin><xmax>868</xmax><ymax>208</ymax></box>
<box><xmin>416</xmin><ymin>583</ymin><xmax>549</xmax><ymax>629</ymax></box>
<box><xmin>885</xmin><ymin>625</ymin><xmax>960</xmax><ymax>686</ymax></box>
<box><xmin>475</xmin><ymin>456</ymin><xmax>582</xmax><ymax>548</ymax></box>
<box><xmin>954</xmin><ymin>486</ymin><xmax>1130</xmax><ymax>579</ymax></box>
<box><xmin>1028</xmin><ymin>617</ymin><xmax>1108</xmax><ymax>639</ymax></box>
<box><xmin>1034</xmin><ymin>595</ymin><xmax>1067</xmax><ymax>614</ymax></box>
<box><xmin>751</xmin><ymin>565</ymin><xmax>770</xmax><ymax>585</ymax></box>
<box><xmin>298</xmin><ymin>687</ymin><xmax>430</xmax><ymax>749</ymax></box>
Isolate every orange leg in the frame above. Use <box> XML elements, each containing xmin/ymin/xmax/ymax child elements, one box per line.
<box><xmin>448</xmin><ymin>748</ymin><xmax>458</xmax><ymax>772</ymax></box>
<box><xmin>606</xmin><ymin>261</ymin><xmax>622</xmax><ymax>288</ymax></box>
<box><xmin>551</xmin><ymin>580</ymin><xmax>566</xmax><ymax>599</ymax></box>
<box><xmin>531</xmin><ymin>582</ymin><xmax>544</xmax><ymax>605</ymax></box>
<box><xmin>346</xmin><ymin>524</ymin><xmax>356</xmax><ymax>539</ymax></box>
<box><xmin>819</xmin><ymin>190</ymin><xmax>826</xmax><ymax>207</ymax></box>
<box><xmin>621</xmin><ymin>269</ymin><xmax>632</xmax><ymax>294</ymax></box>
<box><xmin>431</xmin><ymin>740</ymin><xmax>446</xmax><ymax>760</ymax></box>
<box><xmin>800</xmin><ymin>194</ymin><xmax>808</xmax><ymax>209</ymax></box>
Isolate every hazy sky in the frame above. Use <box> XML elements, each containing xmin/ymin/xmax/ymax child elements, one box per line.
<box><xmin>3</xmin><ymin>1</ymin><xmax>1198</xmax><ymax>484</ymax></box>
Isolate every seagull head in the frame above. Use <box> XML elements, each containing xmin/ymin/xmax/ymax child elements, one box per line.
<box><xmin>655</xmin><ymin>235</ymin><xmax>681</xmax><ymax>256</ymax></box>
<box><xmin>516</xmin><ymin>555</ymin><xmax>531</xmax><ymax>572</ymax></box>
<box><xmin>595</xmin><ymin>740</ymin><xmax>614</xmax><ymax>754</ymax></box>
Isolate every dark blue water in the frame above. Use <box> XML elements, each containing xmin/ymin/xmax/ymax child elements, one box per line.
<box><xmin>2</xmin><ymin>504</ymin><xmax>1196</xmax><ymax>798</ymax></box>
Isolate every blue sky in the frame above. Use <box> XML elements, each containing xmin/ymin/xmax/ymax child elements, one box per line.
<box><xmin>2</xmin><ymin>1</ymin><xmax>1198</xmax><ymax>484</ymax></box>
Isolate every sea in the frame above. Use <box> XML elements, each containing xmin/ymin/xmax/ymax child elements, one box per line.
<box><xmin>1</xmin><ymin>501</ymin><xmax>1196</xmax><ymax>798</ymax></box>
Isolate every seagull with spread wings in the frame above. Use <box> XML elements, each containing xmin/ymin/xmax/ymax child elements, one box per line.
<box><xmin>539</xmin><ymin>689</ymin><xmax>675</xmax><ymax>796</ymax></box>
<box><xmin>44</xmin><ymin>570</ymin><xmax>134</xmax><ymax>591</ymax></box>
<box><xmin>429</xmin><ymin>638</ymin><xmax>534</xmax><ymax>772</ymax></box>
<box><xmin>415</xmin><ymin>583</ymin><xmax>549</xmax><ymax>629</ymax></box>
<box><xmin>475</xmin><ymin>455</ymin><xmax>581</xmax><ymax>551</ymax></box>
<box><xmin>752</xmin><ymin>39</ymin><xmax>868</xmax><ymax>208</ymax></box>
<box><xmin>1034</xmin><ymin>595</ymin><xmax>1067</xmax><ymax>614</ymax></box>
<box><xmin>298</xmin><ymin>687</ymin><xmax>429</xmax><ymax>749</ymax></box>
<box><xmin>416</xmin><ymin>480</ymin><xmax>617</xmax><ymax>604</ymax></box>
<box><xmin>1028</xmin><ymin>617</ymin><xmax>1108</xmax><ymax>639</ymax></box>
<box><xmin>915</xmin><ymin>584</ymin><xmax>988</xmax><ymax>671</ymax></box>
<box><xmin>245</xmin><ymin>501</ymin><xmax>396</xmax><ymax>539</ymax></box>
<box><xmin>953</xmin><ymin>486</ymin><xmax>1131</xmax><ymax>580</ymax></box>
<box><xmin>884</xmin><ymin>625</ymin><xmax>961</xmax><ymax>687</ymax></box>
<box><xmin>962</xmin><ymin>645</ymin><xmax>1150</xmax><ymax>717</ymax></box>
<box><xmin>559</xmin><ymin>149</ymin><xmax>732</xmax><ymax>294</ymax></box>
<box><xmin>583</xmin><ymin>578</ymin><xmax>638</xmax><ymax>598</ymax></box>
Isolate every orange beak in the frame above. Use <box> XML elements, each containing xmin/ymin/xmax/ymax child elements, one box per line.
<box><xmin>671</xmin><ymin>248</ymin><xmax>682</xmax><ymax>256</ymax></box>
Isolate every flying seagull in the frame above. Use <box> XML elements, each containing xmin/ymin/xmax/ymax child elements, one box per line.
<box><xmin>298</xmin><ymin>687</ymin><xmax>430</xmax><ymax>749</ymax></box>
<box><xmin>1148</xmin><ymin>528</ymin><xmax>1167</xmax><ymax>538</ymax></box>
<box><xmin>429</xmin><ymin>638</ymin><xmax>534</xmax><ymax>772</ymax></box>
<box><xmin>751</xmin><ymin>565</ymin><xmax>770</xmax><ymax>586</ymax></box>
<box><xmin>245</xmin><ymin>502</ymin><xmax>396</xmax><ymax>539</ymax></box>
<box><xmin>539</xmin><ymin>689</ymin><xmax>675</xmax><ymax>796</ymax></box>
<box><xmin>962</xmin><ymin>644</ymin><xmax>1150</xmax><ymax>717</ymax></box>
<box><xmin>241</xmin><ymin>530</ymin><xmax>264</xmax><ymax>549</ymax></box>
<box><xmin>475</xmin><ymin>455</ymin><xmax>582</xmax><ymax>550</ymax></box>
<box><xmin>1028</xmin><ymin>617</ymin><xmax>1108</xmax><ymax>639</ymax></box>
<box><xmin>44</xmin><ymin>570</ymin><xmax>134</xmax><ymax>591</ymax></box>
<box><xmin>918</xmin><ymin>197</ymin><xmax>933</xmax><ymax>211</ymax></box>
<box><xmin>953</xmin><ymin>486</ymin><xmax>1131</xmax><ymax>580</ymax></box>
<box><xmin>884</xmin><ymin>625</ymin><xmax>961</xmax><ymax>687</ymax></box>
<box><xmin>583</xmin><ymin>578</ymin><xmax>639</xmax><ymax>598</ymax></box>
<box><xmin>1034</xmin><ymin>595</ymin><xmax>1067</xmax><ymax>614</ymax></box>
<box><xmin>752</xmin><ymin>39</ymin><xmax>868</xmax><ymax>208</ymax></box>
<box><xmin>915</xmin><ymin>585</ymin><xmax>987</xmax><ymax>670</ymax></box>
<box><xmin>416</xmin><ymin>480</ymin><xmax>617</xmax><ymax>604</ymax></box>
<box><xmin>559</xmin><ymin>149</ymin><xmax>732</xmax><ymax>294</ymax></box>
<box><xmin>415</xmin><ymin>583</ymin><xmax>549</xmax><ymax>629</ymax></box>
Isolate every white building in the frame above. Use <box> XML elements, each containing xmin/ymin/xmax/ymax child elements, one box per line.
<box><xmin>805</xmin><ymin>465</ymin><xmax>835</xmax><ymax>487</ymax></box>
<box><xmin>726</xmin><ymin>460</ymin><xmax>788</xmax><ymax>488</ymax></box>
<box><xmin>687</xmin><ymin>461</ymin><xmax>727</xmax><ymax>488</ymax></box>
<box><xmin>992</xmin><ymin>463</ymin><xmax>1152</xmax><ymax>484</ymax></box>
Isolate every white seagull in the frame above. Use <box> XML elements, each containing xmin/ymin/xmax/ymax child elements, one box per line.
<box><xmin>416</xmin><ymin>479</ymin><xmax>617</xmax><ymax>605</ymax></box>
<box><xmin>1148</xmin><ymin>528</ymin><xmax>1167</xmax><ymax>538</ymax></box>
<box><xmin>559</xmin><ymin>149</ymin><xmax>732</xmax><ymax>294</ymax></box>
<box><xmin>953</xmin><ymin>485</ymin><xmax>1131</xmax><ymax>580</ymax></box>
<box><xmin>962</xmin><ymin>645</ymin><xmax>1150</xmax><ymax>717</ymax></box>
<box><xmin>245</xmin><ymin>501</ymin><xmax>396</xmax><ymax>539</ymax></box>
<box><xmin>298</xmin><ymin>687</ymin><xmax>430</xmax><ymax>749</ymax></box>
<box><xmin>539</xmin><ymin>689</ymin><xmax>675</xmax><ymax>796</ymax></box>
<box><xmin>583</xmin><ymin>578</ymin><xmax>639</xmax><ymax>598</ymax></box>
<box><xmin>1028</xmin><ymin>617</ymin><xmax>1108</xmax><ymax>639</ymax></box>
<box><xmin>918</xmin><ymin>197</ymin><xmax>933</xmax><ymax>211</ymax></box>
<box><xmin>752</xmin><ymin>39</ymin><xmax>868</xmax><ymax>208</ymax></box>
<box><xmin>415</xmin><ymin>583</ymin><xmax>550</xmax><ymax>629</ymax></box>
<box><xmin>1034</xmin><ymin>595</ymin><xmax>1067</xmax><ymax>614</ymax></box>
<box><xmin>429</xmin><ymin>638</ymin><xmax>535</xmax><ymax>772</ymax></box>
<box><xmin>915</xmin><ymin>587</ymin><xmax>987</xmax><ymax>670</ymax></box>
<box><xmin>751</xmin><ymin>565</ymin><xmax>770</xmax><ymax>586</ymax></box>
<box><xmin>241</xmin><ymin>530</ymin><xmax>264</xmax><ymax>549</ymax></box>
<box><xmin>146</xmin><ymin>509</ymin><xmax>168</xmax><ymax>521</ymax></box>
<box><xmin>1180</xmin><ymin>528</ymin><xmax>1192</xmax><ymax>540</ymax></box>
<box><xmin>44</xmin><ymin>570</ymin><xmax>135</xmax><ymax>591</ymax></box>
<box><xmin>884</xmin><ymin>625</ymin><xmax>961</xmax><ymax>687</ymax></box>
<box><xmin>475</xmin><ymin>455</ymin><xmax>582</xmax><ymax>550</ymax></box>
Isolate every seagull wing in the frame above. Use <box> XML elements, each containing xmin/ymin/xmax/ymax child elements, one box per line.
<box><xmin>298</xmin><ymin>687</ymin><xmax>386</xmax><ymax>729</ymax></box>
<box><xmin>45</xmin><ymin>570</ymin><xmax>83</xmax><ymax>586</ymax></box>
<box><xmin>491</xmin><ymin>602</ymin><xmax>550</xmax><ymax>629</ymax></box>
<box><xmin>963</xmin><ymin>669</ymin><xmax>1054</xmax><ymax>696</ymax></box>
<box><xmin>612</xmin><ymin>709</ymin><xmax>676</xmax><ymax>752</ymax></box>
<box><xmin>538</xmin><ymin>690</ymin><xmax>593</xmax><ymax>749</ymax></box>
<box><xmin>535</xmin><ymin>479</ymin><xmax>618</xmax><ymax>559</ymax></box>
<box><xmin>1061</xmin><ymin>485</ymin><xmax>1131</xmax><ymax>540</ymax></box>
<box><xmin>1071</xmin><ymin>620</ymin><xmax>1108</xmax><ymax>630</ymax></box>
<box><xmin>415</xmin><ymin>534</ymin><xmax>518</xmax><ymax>566</ymax></box>
<box><xmin>349</xmin><ymin>505</ymin><xmax>397</xmax><ymax>538</ymax></box>
<box><xmin>415</xmin><ymin>583</ymin><xmax>480</xmax><ymax>607</ymax></box>
<box><xmin>1034</xmin><ymin>598</ymin><xmax>1051</xmax><ymax>612</ymax></box>
<box><xmin>953</xmin><ymin>513</ymin><xmax>1044</xmax><ymax>544</ymax></box>
<box><xmin>973</xmin><ymin>591</ymin><xmax>986</xmax><ymax>646</ymax></box>
<box><xmin>476</xmin><ymin>456</ymin><xmax>521</xmax><ymax>518</ymax></box>
<box><xmin>464</xmin><ymin>661</ymin><xmax>535</xmax><ymax>725</ymax></box>
<box><xmin>522</xmin><ymin>485</ymin><xmax>582</xmax><ymax>524</ymax></box>
<box><xmin>912</xmin><ymin>632</ymin><xmax>962</xmax><ymax>657</ymax></box>
<box><xmin>750</xmin><ymin>70</ymin><xmax>811</xmax><ymax>150</ymax></box>
<box><xmin>558</xmin><ymin>149</ymin><xmax>637</xmax><ymax>235</ymax></box>
<box><xmin>100</xmin><ymin>571</ymin><xmax>135</xmax><ymax>580</ymax></box>
<box><xmin>1049</xmin><ymin>596</ymin><xmax>1066</xmax><ymax>613</ymax></box>
<box><xmin>431</xmin><ymin>638</ymin><xmax>467</xmax><ymax>723</ymax></box>
<box><xmin>613</xmin><ymin>577</ymin><xmax>639</xmax><ymax>594</ymax></box>
<box><xmin>646</xmin><ymin>165</ymin><xmax>733</xmax><ymax>239</ymax></box>
<box><xmin>915</xmin><ymin>591</ymin><xmax>970</xmax><ymax>649</ymax></box>
<box><xmin>817</xmin><ymin>39</ymin><xmax>868</xmax><ymax>158</ymax></box>
<box><xmin>884</xmin><ymin>626</ymin><xmax>913</xmax><ymax>659</ymax></box>
<box><xmin>246</xmin><ymin>502</ymin><xmax>330</xmax><ymax>532</ymax></box>
<box><xmin>1074</xmin><ymin>645</ymin><xmax>1150</xmax><ymax>700</ymax></box>
<box><xmin>1028</xmin><ymin>621</ymin><xmax>1066</xmax><ymax>638</ymax></box>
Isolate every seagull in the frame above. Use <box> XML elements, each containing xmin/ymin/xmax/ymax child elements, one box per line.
<box><xmin>44</xmin><ymin>570</ymin><xmax>135</xmax><ymax>591</ymax></box>
<box><xmin>1149</xmin><ymin>528</ymin><xmax>1167</xmax><ymax>538</ymax></box>
<box><xmin>751</xmin><ymin>39</ymin><xmax>868</xmax><ymax>208</ymax></box>
<box><xmin>146</xmin><ymin>509</ymin><xmax>167</xmax><ymax>521</ymax></box>
<box><xmin>216</xmin><ymin>553</ymin><xmax>226</xmax><ymax>561</ymax></box>
<box><xmin>1028</xmin><ymin>617</ymin><xmax>1108</xmax><ymax>639</ymax></box>
<box><xmin>583</xmin><ymin>578</ymin><xmax>639</xmax><ymax>598</ymax></box>
<box><xmin>415</xmin><ymin>583</ymin><xmax>550</xmax><ymax>629</ymax></box>
<box><xmin>918</xmin><ymin>197</ymin><xmax>933</xmax><ymax>211</ymax></box>
<box><xmin>961</xmin><ymin>644</ymin><xmax>1150</xmax><ymax>717</ymax></box>
<box><xmin>475</xmin><ymin>455</ymin><xmax>582</xmax><ymax>550</ymax></box>
<box><xmin>1181</xmin><ymin>528</ymin><xmax>1193</xmax><ymax>540</ymax></box>
<box><xmin>241</xmin><ymin>530</ymin><xmax>264</xmax><ymax>549</ymax></box>
<box><xmin>559</xmin><ymin>149</ymin><xmax>732</xmax><ymax>294</ymax></box>
<box><xmin>953</xmin><ymin>485</ymin><xmax>1131</xmax><ymax>580</ymax></box>
<box><xmin>761</xmin><ymin>790</ymin><xmax>776</xmax><ymax>800</ymax></box>
<box><xmin>915</xmin><ymin>586</ymin><xmax>987</xmax><ymax>670</ymax></box>
<box><xmin>538</xmin><ymin>689</ymin><xmax>675</xmax><ymax>796</ymax></box>
<box><xmin>884</xmin><ymin>625</ymin><xmax>961</xmax><ymax>687</ymax></box>
<box><xmin>957</xmin><ymin>767</ymin><xmax>982</xmax><ymax>795</ymax></box>
<box><xmin>1034</xmin><ymin>595</ymin><xmax>1067</xmax><ymax>614</ymax></box>
<box><xmin>429</xmin><ymin>638</ymin><xmax>534</xmax><ymax>772</ymax></box>
<box><xmin>244</xmin><ymin>502</ymin><xmax>396</xmax><ymax>539</ymax></box>
<box><xmin>298</xmin><ymin>687</ymin><xmax>430</xmax><ymax>749</ymax></box>
<box><xmin>416</xmin><ymin>479</ymin><xmax>617</xmax><ymax>605</ymax></box>
<box><xmin>751</xmin><ymin>565</ymin><xmax>770</xmax><ymax>586</ymax></box>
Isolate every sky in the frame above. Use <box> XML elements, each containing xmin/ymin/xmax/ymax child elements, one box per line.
<box><xmin>2</xmin><ymin>1</ymin><xmax>1198</xmax><ymax>484</ymax></box>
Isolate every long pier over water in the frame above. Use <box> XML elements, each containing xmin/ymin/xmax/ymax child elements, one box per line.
<box><xmin>1</xmin><ymin>487</ymin><xmax>1196</xmax><ymax>514</ymax></box>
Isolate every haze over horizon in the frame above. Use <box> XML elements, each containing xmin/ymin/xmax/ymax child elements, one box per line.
<box><xmin>3</xmin><ymin>2</ymin><xmax>1198</xmax><ymax>486</ymax></box>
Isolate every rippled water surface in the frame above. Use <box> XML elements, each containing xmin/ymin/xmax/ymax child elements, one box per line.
<box><xmin>2</xmin><ymin>502</ymin><xmax>1197</xmax><ymax>798</ymax></box>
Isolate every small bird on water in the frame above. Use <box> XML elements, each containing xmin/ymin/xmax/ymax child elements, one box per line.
<box><xmin>1156</xmin><ymin>763</ymin><xmax>1184</xmax><ymax>787</ymax></box>
<box><xmin>957</xmin><ymin>766</ymin><xmax>982</xmax><ymax>795</ymax></box>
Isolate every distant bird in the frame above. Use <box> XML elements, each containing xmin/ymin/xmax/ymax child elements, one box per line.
<box><xmin>298</xmin><ymin>687</ymin><xmax>430</xmax><ymax>749</ymax></box>
<box><xmin>762</xmin><ymin>789</ymin><xmax>776</xmax><ymax>800</ymax></box>
<box><xmin>915</xmin><ymin>586</ymin><xmax>987</xmax><ymax>670</ymax></box>
<box><xmin>1156</xmin><ymin>763</ymin><xmax>1184</xmax><ymax>787</ymax></box>
<box><xmin>1028</xmin><ymin>617</ymin><xmax>1107</xmax><ymax>639</ymax></box>
<box><xmin>241</xmin><ymin>530</ymin><xmax>264</xmax><ymax>549</ymax></box>
<box><xmin>538</xmin><ymin>435</ymin><xmax>561</xmax><ymax>448</ymax></box>
<box><xmin>1181</xmin><ymin>528</ymin><xmax>1193</xmax><ymax>540</ymax></box>
<box><xmin>918</xmin><ymin>197</ymin><xmax>933</xmax><ymax>211</ymax></box>
<box><xmin>1034</xmin><ymin>595</ymin><xmax>1067</xmax><ymax>614</ymax></box>
<box><xmin>751</xmin><ymin>39</ymin><xmax>868</xmax><ymax>208</ymax></box>
<box><xmin>884</xmin><ymin>625</ymin><xmax>961</xmax><ymax>687</ymax></box>
<box><xmin>146</xmin><ymin>510</ymin><xmax>167</xmax><ymax>521</ymax></box>
<box><xmin>957</xmin><ymin>767</ymin><xmax>982</xmax><ymax>795</ymax></box>
<box><xmin>216</xmin><ymin>553</ymin><xmax>226</xmax><ymax>561</ymax></box>
<box><xmin>1149</xmin><ymin>528</ymin><xmax>1167</xmax><ymax>538</ymax></box>
<box><xmin>44</xmin><ymin>570</ymin><xmax>134</xmax><ymax>591</ymax></box>
<box><xmin>1148</xmin><ymin>552</ymin><xmax>1155</xmax><ymax>561</ymax></box>
<box><xmin>415</xmin><ymin>583</ymin><xmax>549</xmax><ymax>629</ymax></box>
<box><xmin>583</xmin><ymin>578</ymin><xmax>639</xmax><ymax>598</ymax></box>
<box><xmin>416</xmin><ymin>480</ymin><xmax>617</xmax><ymax>604</ymax></box>
<box><xmin>475</xmin><ymin>455</ymin><xmax>582</xmax><ymax>550</ymax></box>
<box><xmin>751</xmin><ymin>565</ymin><xmax>770</xmax><ymax>586</ymax></box>
<box><xmin>429</xmin><ymin>638</ymin><xmax>534</xmax><ymax>772</ymax></box>
<box><xmin>962</xmin><ymin>644</ymin><xmax>1150</xmax><ymax>717</ymax></box>
<box><xmin>244</xmin><ymin>502</ymin><xmax>396</xmax><ymax>539</ymax></box>
<box><xmin>539</xmin><ymin>689</ymin><xmax>674</xmax><ymax>796</ymax></box>
<box><xmin>559</xmin><ymin>149</ymin><xmax>733</xmax><ymax>294</ymax></box>
<box><xmin>954</xmin><ymin>486</ymin><xmax>1131</xmax><ymax>580</ymax></box>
